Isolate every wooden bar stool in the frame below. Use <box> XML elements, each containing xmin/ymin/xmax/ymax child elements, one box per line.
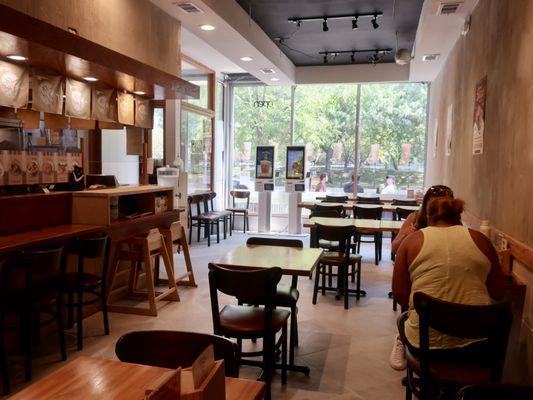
<box><xmin>107</xmin><ymin>229</ymin><xmax>179</xmax><ymax>316</ymax></box>
<box><xmin>157</xmin><ymin>222</ymin><xmax>197</xmax><ymax>288</ymax></box>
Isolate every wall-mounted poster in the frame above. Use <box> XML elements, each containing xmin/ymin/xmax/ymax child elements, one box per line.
<box><xmin>31</xmin><ymin>73</ymin><xmax>63</xmax><ymax>114</ymax></box>
<box><xmin>432</xmin><ymin>120</ymin><xmax>439</xmax><ymax>158</ymax></box>
<box><xmin>0</xmin><ymin>60</ymin><xmax>28</xmax><ymax>108</ymax></box>
<box><xmin>445</xmin><ymin>104</ymin><xmax>453</xmax><ymax>156</ymax></box>
<box><xmin>91</xmin><ymin>88</ymin><xmax>117</xmax><ymax>122</ymax></box>
<box><xmin>473</xmin><ymin>76</ymin><xmax>487</xmax><ymax>155</ymax></box>
<box><xmin>286</xmin><ymin>146</ymin><xmax>305</xmax><ymax>180</ymax></box>
<box><xmin>134</xmin><ymin>97</ymin><xmax>153</xmax><ymax>128</ymax></box>
<box><xmin>65</xmin><ymin>78</ymin><xmax>91</xmax><ymax>119</ymax></box>
<box><xmin>255</xmin><ymin>145</ymin><xmax>274</xmax><ymax>179</ymax></box>
<box><xmin>118</xmin><ymin>92</ymin><xmax>134</xmax><ymax>125</ymax></box>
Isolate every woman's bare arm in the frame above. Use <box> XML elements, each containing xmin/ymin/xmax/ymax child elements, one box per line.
<box><xmin>469</xmin><ymin>229</ymin><xmax>505</xmax><ymax>301</ymax></box>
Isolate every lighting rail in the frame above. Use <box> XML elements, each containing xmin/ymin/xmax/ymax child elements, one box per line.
<box><xmin>319</xmin><ymin>48</ymin><xmax>392</xmax><ymax>64</ymax></box>
<box><xmin>288</xmin><ymin>12</ymin><xmax>383</xmax><ymax>31</ymax></box>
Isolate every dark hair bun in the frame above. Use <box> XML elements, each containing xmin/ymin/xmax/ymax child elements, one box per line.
<box><xmin>427</xmin><ymin>197</ymin><xmax>464</xmax><ymax>224</ymax></box>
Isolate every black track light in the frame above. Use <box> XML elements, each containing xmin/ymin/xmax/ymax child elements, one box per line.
<box><xmin>323</xmin><ymin>18</ymin><xmax>329</xmax><ymax>32</ymax></box>
<box><xmin>371</xmin><ymin>14</ymin><xmax>379</xmax><ymax>29</ymax></box>
<box><xmin>351</xmin><ymin>52</ymin><xmax>355</xmax><ymax>63</ymax></box>
<box><xmin>323</xmin><ymin>52</ymin><xmax>328</xmax><ymax>64</ymax></box>
<box><xmin>352</xmin><ymin>17</ymin><xmax>358</xmax><ymax>30</ymax></box>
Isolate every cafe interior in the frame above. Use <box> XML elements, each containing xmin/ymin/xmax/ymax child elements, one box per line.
<box><xmin>0</xmin><ymin>0</ymin><xmax>531</xmax><ymax>399</ymax></box>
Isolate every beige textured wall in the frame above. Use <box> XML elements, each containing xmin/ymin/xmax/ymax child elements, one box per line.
<box><xmin>426</xmin><ymin>0</ymin><xmax>533</xmax><ymax>384</ymax></box>
<box><xmin>0</xmin><ymin>0</ymin><xmax>181</xmax><ymax>76</ymax></box>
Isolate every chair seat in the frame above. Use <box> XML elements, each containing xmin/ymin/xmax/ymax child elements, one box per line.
<box><xmin>219</xmin><ymin>305</ymin><xmax>290</xmax><ymax>337</ymax></box>
<box><xmin>62</xmin><ymin>272</ymin><xmax>102</xmax><ymax>290</ymax></box>
<box><xmin>320</xmin><ymin>252</ymin><xmax>362</xmax><ymax>266</ymax></box>
<box><xmin>318</xmin><ymin>239</ymin><xmax>339</xmax><ymax>249</ymax></box>
<box><xmin>275</xmin><ymin>284</ymin><xmax>299</xmax><ymax>307</ymax></box>
<box><xmin>226</xmin><ymin>207</ymin><xmax>248</xmax><ymax>213</ymax></box>
<box><xmin>405</xmin><ymin>346</ymin><xmax>493</xmax><ymax>387</ymax></box>
<box><xmin>205</xmin><ymin>211</ymin><xmax>232</xmax><ymax>219</ymax></box>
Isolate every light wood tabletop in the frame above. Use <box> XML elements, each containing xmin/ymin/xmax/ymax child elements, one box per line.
<box><xmin>10</xmin><ymin>356</ymin><xmax>265</xmax><ymax>400</ymax></box>
<box><xmin>298</xmin><ymin>201</ymin><xmax>419</xmax><ymax>213</ymax></box>
<box><xmin>212</xmin><ymin>244</ymin><xmax>323</xmax><ymax>277</ymax></box>
<box><xmin>304</xmin><ymin>217</ymin><xmax>403</xmax><ymax>232</ymax></box>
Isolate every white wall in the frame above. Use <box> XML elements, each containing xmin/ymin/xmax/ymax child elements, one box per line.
<box><xmin>101</xmin><ymin>129</ymin><xmax>139</xmax><ymax>185</ymax></box>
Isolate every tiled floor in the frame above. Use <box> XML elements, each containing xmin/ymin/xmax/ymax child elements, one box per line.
<box><xmin>4</xmin><ymin>231</ymin><xmax>406</xmax><ymax>399</ymax></box>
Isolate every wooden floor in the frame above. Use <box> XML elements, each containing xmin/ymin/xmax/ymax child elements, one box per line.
<box><xmin>2</xmin><ymin>230</ymin><xmax>405</xmax><ymax>400</ymax></box>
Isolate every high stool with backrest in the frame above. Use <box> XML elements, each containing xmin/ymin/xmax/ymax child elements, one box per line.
<box><xmin>62</xmin><ymin>233</ymin><xmax>110</xmax><ymax>350</ymax></box>
<box><xmin>107</xmin><ymin>229</ymin><xmax>179</xmax><ymax>316</ymax></box>
<box><xmin>208</xmin><ymin>263</ymin><xmax>289</xmax><ymax>400</ymax></box>
<box><xmin>352</xmin><ymin>205</ymin><xmax>383</xmax><ymax>265</ymax></box>
<box><xmin>115</xmin><ymin>330</ymin><xmax>239</xmax><ymax>377</ymax></box>
<box><xmin>245</xmin><ymin>237</ymin><xmax>302</xmax><ymax>366</ymax></box>
<box><xmin>402</xmin><ymin>292</ymin><xmax>512</xmax><ymax>400</ymax></box>
<box><xmin>1</xmin><ymin>246</ymin><xmax>67</xmax><ymax>387</ymax></box>
<box><xmin>227</xmin><ymin>190</ymin><xmax>250</xmax><ymax>233</ymax></box>
<box><xmin>312</xmin><ymin>224</ymin><xmax>363</xmax><ymax>309</ymax></box>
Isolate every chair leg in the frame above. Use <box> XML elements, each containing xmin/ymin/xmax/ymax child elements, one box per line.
<box><xmin>321</xmin><ymin>265</ymin><xmax>326</xmax><ymax>295</ymax></box>
<box><xmin>0</xmin><ymin>312</ymin><xmax>10</xmax><ymax>395</ymax></box>
<box><xmin>101</xmin><ymin>286</ymin><xmax>110</xmax><ymax>335</ymax></box>
<box><xmin>76</xmin><ymin>290</ymin><xmax>83</xmax><ymax>351</ymax></box>
<box><xmin>356</xmin><ymin>260</ymin><xmax>362</xmax><ymax>301</ymax></box>
<box><xmin>374</xmin><ymin>236</ymin><xmax>379</xmax><ymax>266</ymax></box>
<box><xmin>327</xmin><ymin>265</ymin><xmax>332</xmax><ymax>287</ymax></box>
<box><xmin>206</xmin><ymin>222</ymin><xmax>211</xmax><ymax>247</ymax></box>
<box><xmin>351</xmin><ymin>264</ymin><xmax>355</xmax><ymax>283</ymax></box>
<box><xmin>56</xmin><ymin>300</ymin><xmax>67</xmax><ymax>361</ymax></box>
<box><xmin>22</xmin><ymin>310</ymin><xmax>31</xmax><ymax>381</ymax></box>
<box><xmin>189</xmin><ymin>223</ymin><xmax>193</xmax><ymax>245</ymax></box>
<box><xmin>312</xmin><ymin>265</ymin><xmax>321</xmax><ymax>304</ymax></box>
<box><xmin>343</xmin><ymin>266</ymin><xmax>349</xmax><ymax>310</ymax></box>
<box><xmin>67</xmin><ymin>291</ymin><xmax>74</xmax><ymax>328</ymax></box>
<box><xmin>245</xmin><ymin>213</ymin><xmax>249</xmax><ymax>233</ymax></box>
<box><xmin>281</xmin><ymin>324</ymin><xmax>287</xmax><ymax>385</ymax></box>
<box><xmin>289</xmin><ymin>305</ymin><xmax>296</xmax><ymax>365</ymax></box>
<box><xmin>216</xmin><ymin>221</ymin><xmax>220</xmax><ymax>243</ymax></box>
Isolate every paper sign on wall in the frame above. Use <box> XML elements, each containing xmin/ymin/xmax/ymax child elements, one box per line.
<box><xmin>65</xmin><ymin>78</ymin><xmax>91</xmax><ymax>119</ymax></box>
<box><xmin>0</xmin><ymin>60</ymin><xmax>28</xmax><ymax>108</ymax></box>
<box><xmin>473</xmin><ymin>76</ymin><xmax>487</xmax><ymax>155</ymax></box>
<box><xmin>31</xmin><ymin>73</ymin><xmax>63</xmax><ymax>114</ymax></box>
<box><xmin>445</xmin><ymin>104</ymin><xmax>453</xmax><ymax>156</ymax></box>
<box><xmin>432</xmin><ymin>120</ymin><xmax>439</xmax><ymax>158</ymax></box>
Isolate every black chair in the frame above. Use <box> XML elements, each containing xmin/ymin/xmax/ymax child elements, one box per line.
<box><xmin>115</xmin><ymin>330</ymin><xmax>239</xmax><ymax>377</ymax></box>
<box><xmin>315</xmin><ymin>203</ymin><xmax>346</xmax><ymax>218</ymax></box>
<box><xmin>393</xmin><ymin>206</ymin><xmax>417</xmax><ymax>221</ymax></box>
<box><xmin>245</xmin><ymin>237</ymin><xmax>301</xmax><ymax>366</ymax></box>
<box><xmin>352</xmin><ymin>205</ymin><xmax>383</xmax><ymax>265</ymax></box>
<box><xmin>356</xmin><ymin>196</ymin><xmax>382</xmax><ymax>204</ymax></box>
<box><xmin>205</xmin><ymin>192</ymin><xmax>232</xmax><ymax>240</ymax></box>
<box><xmin>323</xmin><ymin>195</ymin><xmax>348</xmax><ymax>203</ymax></box>
<box><xmin>1</xmin><ymin>246</ymin><xmax>67</xmax><ymax>388</ymax></box>
<box><xmin>227</xmin><ymin>190</ymin><xmax>250</xmax><ymax>233</ymax></box>
<box><xmin>312</xmin><ymin>224</ymin><xmax>363</xmax><ymax>309</ymax></box>
<box><xmin>62</xmin><ymin>234</ymin><xmax>110</xmax><ymax>350</ymax></box>
<box><xmin>188</xmin><ymin>194</ymin><xmax>219</xmax><ymax>247</ymax></box>
<box><xmin>457</xmin><ymin>384</ymin><xmax>533</xmax><ymax>400</ymax></box>
<box><xmin>208</xmin><ymin>264</ymin><xmax>289</xmax><ymax>400</ymax></box>
<box><xmin>403</xmin><ymin>292</ymin><xmax>512</xmax><ymax>400</ymax></box>
<box><xmin>391</xmin><ymin>199</ymin><xmax>419</xmax><ymax>206</ymax></box>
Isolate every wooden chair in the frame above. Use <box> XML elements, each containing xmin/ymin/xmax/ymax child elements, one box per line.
<box><xmin>157</xmin><ymin>222</ymin><xmax>197</xmax><ymax>288</ymax></box>
<box><xmin>107</xmin><ymin>229</ymin><xmax>179</xmax><ymax>316</ymax></box>
<box><xmin>245</xmin><ymin>237</ymin><xmax>302</xmax><ymax>366</ymax></box>
<box><xmin>188</xmin><ymin>194</ymin><xmax>219</xmax><ymax>247</ymax></box>
<box><xmin>323</xmin><ymin>195</ymin><xmax>348</xmax><ymax>203</ymax></box>
<box><xmin>315</xmin><ymin>203</ymin><xmax>346</xmax><ymax>218</ymax></box>
<box><xmin>208</xmin><ymin>264</ymin><xmax>289</xmax><ymax>400</ymax></box>
<box><xmin>227</xmin><ymin>190</ymin><xmax>250</xmax><ymax>233</ymax></box>
<box><xmin>312</xmin><ymin>224</ymin><xmax>363</xmax><ymax>309</ymax></box>
<box><xmin>62</xmin><ymin>233</ymin><xmax>110</xmax><ymax>351</ymax></box>
<box><xmin>115</xmin><ymin>330</ymin><xmax>239</xmax><ymax>377</ymax></box>
<box><xmin>356</xmin><ymin>196</ymin><xmax>382</xmax><ymax>204</ymax></box>
<box><xmin>393</xmin><ymin>206</ymin><xmax>417</xmax><ymax>221</ymax></box>
<box><xmin>352</xmin><ymin>205</ymin><xmax>383</xmax><ymax>265</ymax></box>
<box><xmin>457</xmin><ymin>384</ymin><xmax>533</xmax><ymax>400</ymax></box>
<box><xmin>403</xmin><ymin>292</ymin><xmax>512</xmax><ymax>400</ymax></box>
<box><xmin>205</xmin><ymin>192</ymin><xmax>232</xmax><ymax>240</ymax></box>
<box><xmin>391</xmin><ymin>199</ymin><xmax>419</xmax><ymax>206</ymax></box>
<box><xmin>1</xmin><ymin>246</ymin><xmax>67</xmax><ymax>388</ymax></box>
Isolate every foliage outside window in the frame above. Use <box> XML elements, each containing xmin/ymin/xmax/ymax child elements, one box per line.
<box><xmin>152</xmin><ymin>108</ymin><xmax>164</xmax><ymax>164</ymax></box>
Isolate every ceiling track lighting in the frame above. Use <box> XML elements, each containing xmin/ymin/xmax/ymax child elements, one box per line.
<box><xmin>289</xmin><ymin>12</ymin><xmax>383</xmax><ymax>31</ymax></box>
<box><xmin>319</xmin><ymin>48</ymin><xmax>392</xmax><ymax>64</ymax></box>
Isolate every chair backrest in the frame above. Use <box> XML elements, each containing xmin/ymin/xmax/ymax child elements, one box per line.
<box><xmin>230</xmin><ymin>190</ymin><xmax>250</xmax><ymax>209</ymax></box>
<box><xmin>188</xmin><ymin>195</ymin><xmax>201</xmax><ymax>218</ymax></box>
<box><xmin>309</xmin><ymin>209</ymin><xmax>342</xmax><ymax>218</ymax></box>
<box><xmin>457</xmin><ymin>384</ymin><xmax>533</xmax><ymax>400</ymax></box>
<box><xmin>115</xmin><ymin>330</ymin><xmax>239</xmax><ymax>377</ymax></box>
<box><xmin>315</xmin><ymin>223</ymin><xmax>355</xmax><ymax>255</ymax></box>
<box><xmin>315</xmin><ymin>203</ymin><xmax>345</xmax><ymax>217</ymax></box>
<box><xmin>208</xmin><ymin>263</ymin><xmax>282</xmax><ymax>336</ymax></box>
<box><xmin>413</xmin><ymin>291</ymin><xmax>512</xmax><ymax>383</ymax></box>
<box><xmin>69</xmin><ymin>233</ymin><xmax>110</xmax><ymax>281</ymax></box>
<box><xmin>356</xmin><ymin>196</ymin><xmax>382</xmax><ymax>204</ymax></box>
<box><xmin>353</xmin><ymin>205</ymin><xmax>383</xmax><ymax>220</ymax></box>
<box><xmin>324</xmin><ymin>195</ymin><xmax>348</xmax><ymax>203</ymax></box>
<box><xmin>394</xmin><ymin>207</ymin><xmax>416</xmax><ymax>221</ymax></box>
<box><xmin>391</xmin><ymin>199</ymin><xmax>419</xmax><ymax>206</ymax></box>
<box><xmin>246</xmin><ymin>237</ymin><xmax>303</xmax><ymax>248</ymax></box>
<box><xmin>201</xmin><ymin>193</ymin><xmax>211</xmax><ymax>213</ymax></box>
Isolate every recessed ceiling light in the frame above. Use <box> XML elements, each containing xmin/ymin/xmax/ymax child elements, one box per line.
<box><xmin>240</xmin><ymin>56</ymin><xmax>253</xmax><ymax>62</ymax></box>
<box><xmin>199</xmin><ymin>24</ymin><xmax>215</xmax><ymax>31</ymax></box>
<box><xmin>134</xmin><ymin>91</ymin><xmax>146</xmax><ymax>95</ymax></box>
<box><xmin>270</xmin><ymin>77</ymin><xmax>280</xmax><ymax>82</ymax></box>
<box><xmin>83</xmin><ymin>76</ymin><xmax>98</xmax><ymax>82</ymax></box>
<box><xmin>7</xmin><ymin>55</ymin><xmax>27</xmax><ymax>61</ymax></box>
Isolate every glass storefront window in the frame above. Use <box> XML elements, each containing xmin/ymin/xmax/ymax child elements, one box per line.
<box><xmin>181</xmin><ymin>60</ymin><xmax>209</xmax><ymax>109</ymax></box>
<box><xmin>181</xmin><ymin>110</ymin><xmax>212</xmax><ymax>192</ymax></box>
<box><xmin>152</xmin><ymin>108</ymin><xmax>164</xmax><ymax>165</ymax></box>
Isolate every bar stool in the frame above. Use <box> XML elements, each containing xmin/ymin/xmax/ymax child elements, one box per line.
<box><xmin>227</xmin><ymin>190</ymin><xmax>250</xmax><ymax>233</ymax></box>
<box><xmin>157</xmin><ymin>222</ymin><xmax>197</xmax><ymax>288</ymax></box>
<box><xmin>1</xmin><ymin>246</ymin><xmax>67</xmax><ymax>387</ymax></box>
<box><xmin>107</xmin><ymin>229</ymin><xmax>179</xmax><ymax>316</ymax></box>
<box><xmin>62</xmin><ymin>233</ymin><xmax>110</xmax><ymax>350</ymax></box>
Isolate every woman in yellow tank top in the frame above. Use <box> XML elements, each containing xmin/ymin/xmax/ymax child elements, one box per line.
<box><xmin>393</xmin><ymin>197</ymin><xmax>505</xmax><ymax>349</ymax></box>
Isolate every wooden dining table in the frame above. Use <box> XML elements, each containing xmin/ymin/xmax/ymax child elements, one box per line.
<box><xmin>298</xmin><ymin>201</ymin><xmax>420</xmax><ymax>213</ymax></box>
<box><xmin>10</xmin><ymin>356</ymin><xmax>265</xmax><ymax>400</ymax></box>
<box><xmin>304</xmin><ymin>217</ymin><xmax>404</xmax><ymax>232</ymax></box>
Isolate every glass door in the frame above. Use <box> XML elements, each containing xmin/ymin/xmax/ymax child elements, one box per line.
<box><xmin>181</xmin><ymin>110</ymin><xmax>212</xmax><ymax>193</ymax></box>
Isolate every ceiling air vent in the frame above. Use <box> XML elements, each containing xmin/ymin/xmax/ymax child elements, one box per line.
<box><xmin>437</xmin><ymin>1</ymin><xmax>463</xmax><ymax>15</ymax></box>
<box><xmin>173</xmin><ymin>2</ymin><xmax>203</xmax><ymax>13</ymax></box>
<box><xmin>422</xmin><ymin>54</ymin><xmax>440</xmax><ymax>61</ymax></box>
<box><xmin>260</xmin><ymin>68</ymin><xmax>276</xmax><ymax>75</ymax></box>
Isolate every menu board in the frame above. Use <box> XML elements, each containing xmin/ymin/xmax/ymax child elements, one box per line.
<box><xmin>56</xmin><ymin>152</ymin><xmax>69</xmax><ymax>182</ymax></box>
<box><xmin>6</xmin><ymin>150</ymin><xmax>23</xmax><ymax>185</ymax></box>
<box><xmin>25</xmin><ymin>151</ymin><xmax>41</xmax><ymax>185</ymax></box>
<box><xmin>286</xmin><ymin>146</ymin><xmax>305</xmax><ymax>180</ymax></box>
<box><xmin>41</xmin><ymin>152</ymin><xmax>56</xmax><ymax>183</ymax></box>
<box><xmin>255</xmin><ymin>145</ymin><xmax>275</xmax><ymax>180</ymax></box>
